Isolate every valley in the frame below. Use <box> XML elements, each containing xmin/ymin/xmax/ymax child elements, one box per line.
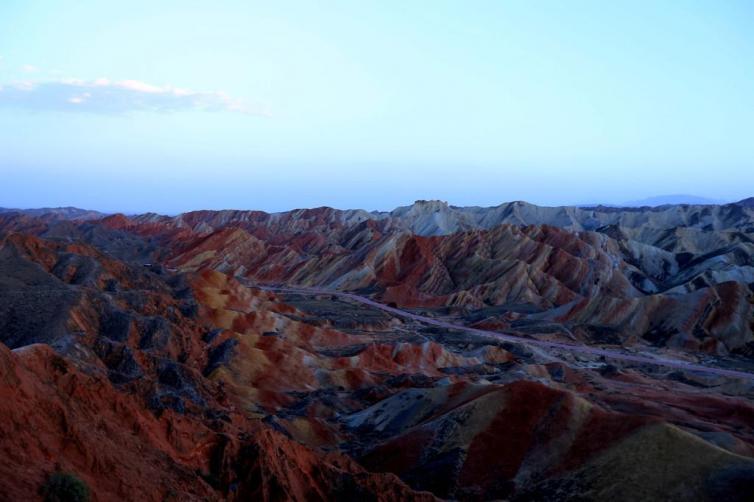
<box><xmin>1</xmin><ymin>199</ymin><xmax>754</xmax><ymax>500</ymax></box>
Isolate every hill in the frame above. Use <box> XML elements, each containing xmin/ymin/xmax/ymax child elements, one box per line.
<box><xmin>1</xmin><ymin>200</ymin><xmax>753</xmax><ymax>500</ymax></box>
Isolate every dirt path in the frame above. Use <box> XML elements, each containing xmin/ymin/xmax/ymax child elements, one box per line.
<box><xmin>252</xmin><ymin>283</ymin><xmax>754</xmax><ymax>381</ymax></box>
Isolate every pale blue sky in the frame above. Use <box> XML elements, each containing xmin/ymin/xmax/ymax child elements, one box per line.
<box><xmin>1</xmin><ymin>0</ymin><xmax>753</xmax><ymax>213</ymax></box>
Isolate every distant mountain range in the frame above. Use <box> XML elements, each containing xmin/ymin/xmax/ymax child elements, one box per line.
<box><xmin>620</xmin><ymin>194</ymin><xmax>729</xmax><ymax>206</ymax></box>
<box><xmin>2</xmin><ymin>195</ymin><xmax>748</xmax><ymax>222</ymax></box>
<box><xmin>0</xmin><ymin>206</ymin><xmax>104</xmax><ymax>220</ymax></box>
<box><xmin>578</xmin><ymin>194</ymin><xmax>731</xmax><ymax>208</ymax></box>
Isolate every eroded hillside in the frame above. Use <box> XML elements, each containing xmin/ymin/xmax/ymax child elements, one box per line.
<box><xmin>1</xmin><ymin>201</ymin><xmax>753</xmax><ymax>500</ymax></box>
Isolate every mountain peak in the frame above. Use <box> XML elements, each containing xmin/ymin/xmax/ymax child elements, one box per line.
<box><xmin>412</xmin><ymin>199</ymin><xmax>449</xmax><ymax>208</ymax></box>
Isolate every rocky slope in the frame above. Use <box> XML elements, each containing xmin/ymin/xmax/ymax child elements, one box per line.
<box><xmin>99</xmin><ymin>204</ymin><xmax>754</xmax><ymax>359</ymax></box>
<box><xmin>0</xmin><ymin>229</ymin><xmax>436</xmax><ymax>501</ymax></box>
<box><xmin>1</xmin><ymin>201</ymin><xmax>754</xmax><ymax>500</ymax></box>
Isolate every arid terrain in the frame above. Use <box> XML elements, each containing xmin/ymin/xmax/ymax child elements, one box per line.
<box><xmin>2</xmin><ymin>199</ymin><xmax>754</xmax><ymax>501</ymax></box>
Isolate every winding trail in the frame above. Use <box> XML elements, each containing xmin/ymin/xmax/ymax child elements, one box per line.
<box><xmin>250</xmin><ymin>283</ymin><xmax>754</xmax><ymax>381</ymax></box>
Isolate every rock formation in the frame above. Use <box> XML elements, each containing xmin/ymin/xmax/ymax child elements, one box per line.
<box><xmin>1</xmin><ymin>200</ymin><xmax>753</xmax><ymax>500</ymax></box>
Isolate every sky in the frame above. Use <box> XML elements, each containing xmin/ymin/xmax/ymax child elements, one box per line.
<box><xmin>1</xmin><ymin>0</ymin><xmax>753</xmax><ymax>214</ymax></box>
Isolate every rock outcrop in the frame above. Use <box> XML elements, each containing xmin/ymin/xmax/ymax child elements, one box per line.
<box><xmin>1</xmin><ymin>200</ymin><xmax>753</xmax><ymax>500</ymax></box>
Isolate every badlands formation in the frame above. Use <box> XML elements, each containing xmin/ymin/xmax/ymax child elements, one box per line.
<box><xmin>1</xmin><ymin>199</ymin><xmax>754</xmax><ymax>500</ymax></box>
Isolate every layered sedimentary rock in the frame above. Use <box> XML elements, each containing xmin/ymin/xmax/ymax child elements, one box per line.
<box><xmin>1</xmin><ymin>200</ymin><xmax>753</xmax><ymax>500</ymax></box>
<box><xmin>132</xmin><ymin>208</ymin><xmax>754</xmax><ymax>358</ymax></box>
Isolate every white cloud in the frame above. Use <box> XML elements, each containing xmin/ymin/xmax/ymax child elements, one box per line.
<box><xmin>117</xmin><ymin>79</ymin><xmax>164</xmax><ymax>94</ymax></box>
<box><xmin>21</xmin><ymin>64</ymin><xmax>39</xmax><ymax>73</ymax></box>
<box><xmin>0</xmin><ymin>77</ymin><xmax>269</xmax><ymax>116</ymax></box>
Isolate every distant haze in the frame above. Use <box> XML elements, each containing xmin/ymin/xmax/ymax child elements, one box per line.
<box><xmin>577</xmin><ymin>194</ymin><xmax>732</xmax><ymax>208</ymax></box>
<box><xmin>1</xmin><ymin>1</ymin><xmax>753</xmax><ymax>213</ymax></box>
<box><xmin>619</xmin><ymin>195</ymin><xmax>729</xmax><ymax>207</ymax></box>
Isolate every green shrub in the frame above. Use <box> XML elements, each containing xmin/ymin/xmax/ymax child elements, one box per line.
<box><xmin>41</xmin><ymin>472</ymin><xmax>91</xmax><ymax>502</ymax></box>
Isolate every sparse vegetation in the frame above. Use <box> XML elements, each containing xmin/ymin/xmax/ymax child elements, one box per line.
<box><xmin>41</xmin><ymin>472</ymin><xmax>90</xmax><ymax>502</ymax></box>
<box><xmin>50</xmin><ymin>355</ymin><xmax>69</xmax><ymax>374</ymax></box>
